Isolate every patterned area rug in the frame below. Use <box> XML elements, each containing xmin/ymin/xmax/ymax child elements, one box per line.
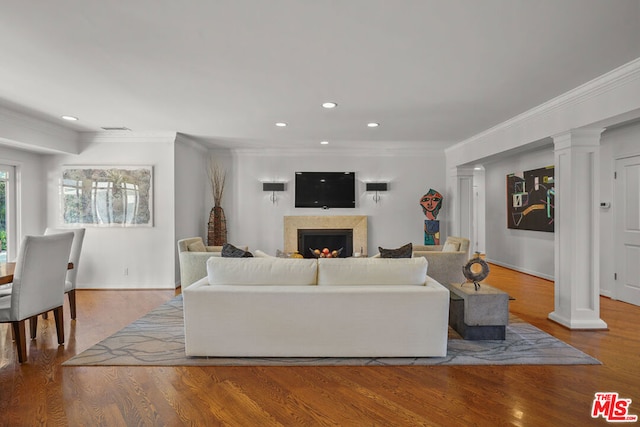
<box><xmin>63</xmin><ymin>295</ymin><xmax>600</xmax><ymax>367</ymax></box>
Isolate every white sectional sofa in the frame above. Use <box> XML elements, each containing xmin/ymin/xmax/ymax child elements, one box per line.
<box><xmin>183</xmin><ymin>256</ymin><xmax>450</xmax><ymax>358</ymax></box>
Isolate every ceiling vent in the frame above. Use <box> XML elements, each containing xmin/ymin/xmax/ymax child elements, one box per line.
<box><xmin>101</xmin><ymin>126</ymin><xmax>131</xmax><ymax>131</ymax></box>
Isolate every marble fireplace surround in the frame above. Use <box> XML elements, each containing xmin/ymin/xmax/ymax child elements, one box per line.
<box><xmin>284</xmin><ymin>216</ymin><xmax>367</xmax><ymax>256</ymax></box>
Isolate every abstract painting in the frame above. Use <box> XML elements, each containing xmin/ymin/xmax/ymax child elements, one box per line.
<box><xmin>506</xmin><ymin>166</ymin><xmax>554</xmax><ymax>232</ymax></box>
<box><xmin>61</xmin><ymin>166</ymin><xmax>153</xmax><ymax>227</ymax></box>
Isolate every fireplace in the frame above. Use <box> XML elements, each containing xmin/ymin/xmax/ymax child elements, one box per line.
<box><xmin>284</xmin><ymin>215</ymin><xmax>368</xmax><ymax>256</ymax></box>
<box><xmin>298</xmin><ymin>229</ymin><xmax>353</xmax><ymax>258</ymax></box>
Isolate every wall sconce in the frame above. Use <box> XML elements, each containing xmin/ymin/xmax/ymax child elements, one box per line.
<box><xmin>366</xmin><ymin>182</ymin><xmax>388</xmax><ymax>203</ymax></box>
<box><xmin>263</xmin><ymin>182</ymin><xmax>286</xmax><ymax>204</ymax></box>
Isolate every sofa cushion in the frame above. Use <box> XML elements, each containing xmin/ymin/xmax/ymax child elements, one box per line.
<box><xmin>187</xmin><ymin>240</ymin><xmax>207</xmax><ymax>252</ymax></box>
<box><xmin>378</xmin><ymin>242</ymin><xmax>412</xmax><ymax>258</ymax></box>
<box><xmin>207</xmin><ymin>257</ymin><xmax>317</xmax><ymax>285</ymax></box>
<box><xmin>442</xmin><ymin>241</ymin><xmax>460</xmax><ymax>252</ymax></box>
<box><xmin>317</xmin><ymin>257</ymin><xmax>428</xmax><ymax>286</ymax></box>
<box><xmin>221</xmin><ymin>243</ymin><xmax>253</xmax><ymax>258</ymax></box>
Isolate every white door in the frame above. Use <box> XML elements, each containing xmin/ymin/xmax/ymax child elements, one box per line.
<box><xmin>615</xmin><ymin>155</ymin><xmax>640</xmax><ymax>306</ymax></box>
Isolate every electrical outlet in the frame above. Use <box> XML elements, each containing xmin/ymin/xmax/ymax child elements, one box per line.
<box><xmin>124</xmin><ymin>267</ymin><xmax>129</xmax><ymax>276</ymax></box>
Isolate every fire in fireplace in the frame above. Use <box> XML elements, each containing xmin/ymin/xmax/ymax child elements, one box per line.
<box><xmin>297</xmin><ymin>229</ymin><xmax>354</xmax><ymax>258</ymax></box>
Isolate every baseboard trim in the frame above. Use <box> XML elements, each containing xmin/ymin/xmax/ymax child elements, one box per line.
<box><xmin>485</xmin><ymin>258</ymin><xmax>554</xmax><ymax>281</ymax></box>
<box><xmin>77</xmin><ymin>284</ymin><xmax>176</xmax><ymax>290</ymax></box>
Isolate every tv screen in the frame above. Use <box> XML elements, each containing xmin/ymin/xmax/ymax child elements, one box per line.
<box><xmin>295</xmin><ymin>172</ymin><xmax>356</xmax><ymax>208</ymax></box>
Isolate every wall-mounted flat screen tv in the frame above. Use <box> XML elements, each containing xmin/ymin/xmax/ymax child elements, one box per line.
<box><xmin>295</xmin><ymin>172</ymin><xmax>356</xmax><ymax>208</ymax></box>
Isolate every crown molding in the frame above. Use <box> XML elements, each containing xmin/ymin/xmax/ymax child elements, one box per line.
<box><xmin>79</xmin><ymin>131</ymin><xmax>178</xmax><ymax>144</ymax></box>
<box><xmin>446</xmin><ymin>57</ymin><xmax>640</xmax><ymax>156</ymax></box>
<box><xmin>0</xmin><ymin>106</ymin><xmax>79</xmax><ymax>154</ymax></box>
<box><xmin>230</xmin><ymin>142</ymin><xmax>451</xmax><ymax>158</ymax></box>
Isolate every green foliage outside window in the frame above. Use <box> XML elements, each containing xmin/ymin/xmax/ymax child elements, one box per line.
<box><xmin>0</xmin><ymin>180</ymin><xmax>5</xmax><ymax>251</ymax></box>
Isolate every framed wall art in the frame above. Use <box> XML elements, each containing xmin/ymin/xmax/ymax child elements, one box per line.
<box><xmin>506</xmin><ymin>166</ymin><xmax>554</xmax><ymax>232</ymax></box>
<box><xmin>61</xmin><ymin>165</ymin><xmax>153</xmax><ymax>227</ymax></box>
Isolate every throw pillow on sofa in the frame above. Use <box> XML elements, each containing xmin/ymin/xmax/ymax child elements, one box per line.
<box><xmin>187</xmin><ymin>240</ymin><xmax>207</xmax><ymax>252</ymax></box>
<box><xmin>221</xmin><ymin>243</ymin><xmax>253</xmax><ymax>258</ymax></box>
<box><xmin>442</xmin><ymin>241</ymin><xmax>460</xmax><ymax>252</ymax></box>
<box><xmin>378</xmin><ymin>242</ymin><xmax>412</xmax><ymax>258</ymax></box>
<box><xmin>253</xmin><ymin>249</ymin><xmax>274</xmax><ymax>258</ymax></box>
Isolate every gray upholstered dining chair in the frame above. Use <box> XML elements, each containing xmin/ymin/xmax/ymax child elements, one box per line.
<box><xmin>0</xmin><ymin>233</ymin><xmax>73</xmax><ymax>363</ymax></box>
<box><xmin>44</xmin><ymin>227</ymin><xmax>86</xmax><ymax>319</ymax></box>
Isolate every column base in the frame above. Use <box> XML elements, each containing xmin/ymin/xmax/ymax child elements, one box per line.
<box><xmin>548</xmin><ymin>311</ymin><xmax>608</xmax><ymax>330</ymax></box>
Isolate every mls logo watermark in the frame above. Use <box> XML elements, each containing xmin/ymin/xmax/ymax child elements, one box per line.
<box><xmin>592</xmin><ymin>392</ymin><xmax>638</xmax><ymax>422</ymax></box>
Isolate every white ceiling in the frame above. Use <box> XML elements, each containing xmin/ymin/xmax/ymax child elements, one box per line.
<box><xmin>1</xmin><ymin>0</ymin><xmax>639</xmax><ymax>150</ymax></box>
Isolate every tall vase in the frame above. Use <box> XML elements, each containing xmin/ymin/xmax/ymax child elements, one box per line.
<box><xmin>207</xmin><ymin>205</ymin><xmax>228</xmax><ymax>246</ymax></box>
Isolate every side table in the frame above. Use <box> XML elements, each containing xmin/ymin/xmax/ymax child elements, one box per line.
<box><xmin>445</xmin><ymin>282</ymin><xmax>510</xmax><ymax>340</ymax></box>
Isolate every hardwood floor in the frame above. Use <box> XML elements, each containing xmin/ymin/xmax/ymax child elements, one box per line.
<box><xmin>1</xmin><ymin>265</ymin><xmax>639</xmax><ymax>426</ymax></box>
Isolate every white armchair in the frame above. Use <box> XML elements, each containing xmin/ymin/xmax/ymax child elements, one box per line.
<box><xmin>177</xmin><ymin>237</ymin><xmax>250</xmax><ymax>288</ymax></box>
<box><xmin>412</xmin><ymin>236</ymin><xmax>471</xmax><ymax>286</ymax></box>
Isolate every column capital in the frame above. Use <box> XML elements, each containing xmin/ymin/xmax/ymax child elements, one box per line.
<box><xmin>552</xmin><ymin>128</ymin><xmax>604</xmax><ymax>150</ymax></box>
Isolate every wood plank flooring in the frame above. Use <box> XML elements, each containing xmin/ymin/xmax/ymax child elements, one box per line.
<box><xmin>1</xmin><ymin>264</ymin><xmax>639</xmax><ymax>426</ymax></box>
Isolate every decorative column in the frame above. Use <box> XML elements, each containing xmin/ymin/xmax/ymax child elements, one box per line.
<box><xmin>448</xmin><ymin>166</ymin><xmax>475</xmax><ymax>244</ymax></box>
<box><xmin>549</xmin><ymin>129</ymin><xmax>607</xmax><ymax>329</ymax></box>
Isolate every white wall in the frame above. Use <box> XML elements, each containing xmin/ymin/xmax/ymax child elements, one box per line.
<box><xmin>45</xmin><ymin>133</ymin><xmax>178</xmax><ymax>289</ymax></box>
<box><xmin>223</xmin><ymin>148</ymin><xmax>447</xmax><ymax>256</ymax></box>
<box><xmin>174</xmin><ymin>135</ymin><xmax>208</xmax><ymax>285</ymax></box>
<box><xmin>599</xmin><ymin>120</ymin><xmax>640</xmax><ymax>297</ymax></box>
<box><xmin>473</xmin><ymin>168</ymin><xmax>486</xmax><ymax>254</ymax></box>
<box><xmin>483</xmin><ymin>146</ymin><xmax>555</xmax><ymax>279</ymax></box>
<box><xmin>0</xmin><ymin>146</ymin><xmax>46</xmax><ymax>247</ymax></box>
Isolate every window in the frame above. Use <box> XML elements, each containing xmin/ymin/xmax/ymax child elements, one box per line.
<box><xmin>0</xmin><ymin>165</ymin><xmax>16</xmax><ymax>262</ymax></box>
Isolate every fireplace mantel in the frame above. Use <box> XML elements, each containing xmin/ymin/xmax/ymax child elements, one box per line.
<box><xmin>284</xmin><ymin>216</ymin><xmax>367</xmax><ymax>256</ymax></box>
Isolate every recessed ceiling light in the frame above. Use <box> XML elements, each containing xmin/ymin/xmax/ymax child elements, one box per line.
<box><xmin>61</xmin><ymin>115</ymin><xmax>78</xmax><ymax>121</ymax></box>
<box><xmin>320</xmin><ymin>141</ymin><xmax>329</xmax><ymax>145</ymax></box>
<box><xmin>322</xmin><ymin>102</ymin><xmax>337</xmax><ymax>109</ymax></box>
<box><xmin>367</xmin><ymin>122</ymin><xmax>379</xmax><ymax>127</ymax></box>
<box><xmin>275</xmin><ymin>122</ymin><xmax>287</xmax><ymax>127</ymax></box>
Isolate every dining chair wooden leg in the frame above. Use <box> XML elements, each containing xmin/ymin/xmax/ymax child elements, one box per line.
<box><xmin>53</xmin><ymin>306</ymin><xmax>64</xmax><ymax>345</ymax></box>
<box><xmin>11</xmin><ymin>321</ymin><xmax>27</xmax><ymax>363</ymax></box>
<box><xmin>29</xmin><ymin>316</ymin><xmax>38</xmax><ymax>339</ymax></box>
<box><xmin>68</xmin><ymin>290</ymin><xmax>77</xmax><ymax>320</ymax></box>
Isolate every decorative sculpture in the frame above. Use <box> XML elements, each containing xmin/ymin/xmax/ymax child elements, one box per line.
<box><xmin>462</xmin><ymin>252</ymin><xmax>490</xmax><ymax>290</ymax></box>
<box><xmin>419</xmin><ymin>188</ymin><xmax>443</xmax><ymax>245</ymax></box>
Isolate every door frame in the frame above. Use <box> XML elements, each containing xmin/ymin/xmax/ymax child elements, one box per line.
<box><xmin>613</xmin><ymin>152</ymin><xmax>640</xmax><ymax>305</ymax></box>
<box><xmin>0</xmin><ymin>163</ymin><xmax>18</xmax><ymax>261</ymax></box>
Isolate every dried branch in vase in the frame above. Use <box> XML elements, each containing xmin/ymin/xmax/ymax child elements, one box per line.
<box><xmin>207</xmin><ymin>158</ymin><xmax>226</xmax><ymax>207</ymax></box>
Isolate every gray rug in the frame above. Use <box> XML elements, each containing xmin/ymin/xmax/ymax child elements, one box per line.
<box><xmin>63</xmin><ymin>295</ymin><xmax>600</xmax><ymax>367</ymax></box>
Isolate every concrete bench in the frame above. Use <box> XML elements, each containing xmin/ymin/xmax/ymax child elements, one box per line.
<box><xmin>445</xmin><ymin>282</ymin><xmax>510</xmax><ymax>340</ymax></box>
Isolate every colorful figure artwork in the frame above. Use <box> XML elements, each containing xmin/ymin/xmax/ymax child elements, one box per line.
<box><xmin>506</xmin><ymin>166</ymin><xmax>555</xmax><ymax>232</ymax></box>
<box><xmin>420</xmin><ymin>189</ymin><xmax>443</xmax><ymax>245</ymax></box>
